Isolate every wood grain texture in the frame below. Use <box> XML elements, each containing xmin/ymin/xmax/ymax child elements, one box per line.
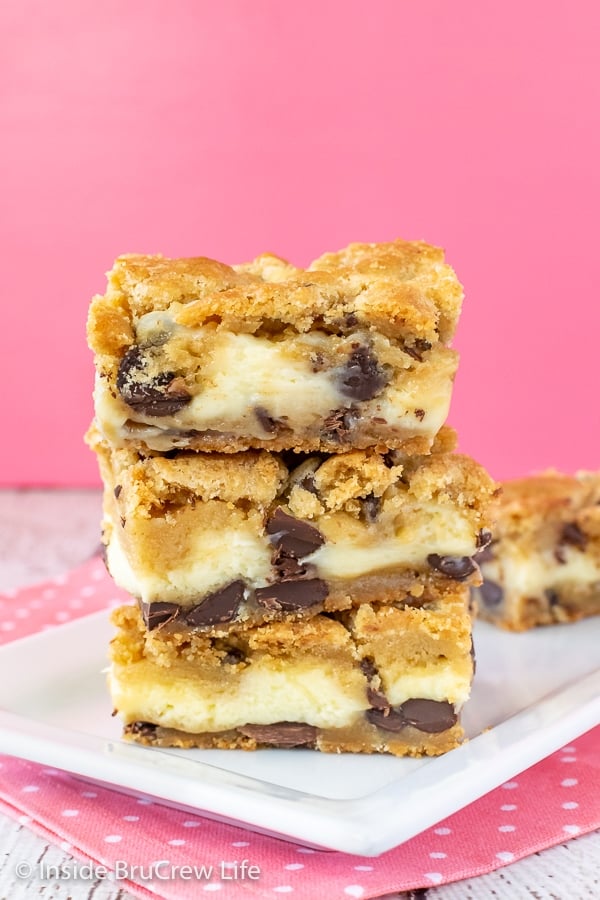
<box><xmin>1</xmin><ymin>489</ymin><xmax>598</xmax><ymax>899</ymax></box>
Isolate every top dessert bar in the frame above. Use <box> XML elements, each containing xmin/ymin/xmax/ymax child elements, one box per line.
<box><xmin>475</xmin><ymin>471</ymin><xmax>600</xmax><ymax>630</ymax></box>
<box><xmin>88</xmin><ymin>240</ymin><xmax>463</xmax><ymax>454</ymax></box>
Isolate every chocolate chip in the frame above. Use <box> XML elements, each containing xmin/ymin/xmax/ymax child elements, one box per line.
<box><xmin>479</xmin><ymin>579</ymin><xmax>504</xmax><ymax>607</ymax></box>
<box><xmin>360</xmin><ymin>493</ymin><xmax>381</xmax><ymax>524</ymax></box>
<box><xmin>254</xmin><ymin>406</ymin><xmax>288</xmax><ymax>435</ymax></box>
<box><xmin>222</xmin><ymin>647</ymin><xmax>246</xmax><ymax>665</ymax></box>
<box><xmin>113</xmin><ymin>484</ymin><xmax>122</xmax><ymax>499</ymax></box>
<box><xmin>344</xmin><ymin>312</ymin><xmax>359</xmax><ymax>327</ymax></box>
<box><xmin>470</xmin><ymin>637</ymin><xmax>477</xmax><ymax>676</ymax></box>
<box><xmin>367</xmin><ymin>686</ymin><xmax>390</xmax><ymax>709</ymax></box>
<box><xmin>476</xmin><ymin>528</ymin><xmax>493</xmax><ymax>550</ymax></box>
<box><xmin>184</xmin><ymin>581</ymin><xmax>245</xmax><ymax>627</ymax></box>
<box><xmin>120</xmin><ymin>516</ymin><xmax>126</xmax><ymax>528</ymax></box>
<box><xmin>298</xmin><ymin>472</ymin><xmax>318</xmax><ymax>494</ymax></box>
<box><xmin>366</xmin><ymin>707</ymin><xmax>406</xmax><ymax>732</ymax></box>
<box><xmin>266</xmin><ymin>508</ymin><xmax>324</xmax><ymax>558</ymax></box>
<box><xmin>255</xmin><ymin>578</ymin><xmax>328</xmax><ymax>611</ymax></box>
<box><xmin>125</xmin><ymin>721</ymin><xmax>157</xmax><ymax>738</ymax></box>
<box><xmin>561</xmin><ymin>522</ymin><xmax>587</xmax><ymax>549</ymax></box>
<box><xmin>141</xmin><ymin>601</ymin><xmax>181</xmax><ymax>630</ymax></box>
<box><xmin>237</xmin><ymin>722</ymin><xmax>317</xmax><ymax>747</ymax></box>
<box><xmin>310</xmin><ymin>352</ymin><xmax>325</xmax><ymax>372</ymax></box>
<box><xmin>545</xmin><ymin>589</ymin><xmax>560</xmax><ymax>607</ymax></box>
<box><xmin>117</xmin><ymin>346</ymin><xmax>191</xmax><ymax>417</ymax></box>
<box><xmin>554</xmin><ymin>546</ymin><xmax>567</xmax><ymax>564</ymax></box>
<box><xmin>322</xmin><ymin>408</ymin><xmax>359</xmax><ymax>442</ymax></box>
<box><xmin>427</xmin><ymin>554</ymin><xmax>477</xmax><ymax>581</ymax></box>
<box><xmin>414</xmin><ymin>408</ymin><xmax>425</xmax><ymax>420</ymax></box>
<box><xmin>402</xmin><ymin>338</ymin><xmax>432</xmax><ymax>361</ymax></box>
<box><xmin>476</xmin><ymin>544</ymin><xmax>496</xmax><ymax>564</ymax></box>
<box><xmin>401</xmin><ymin>699</ymin><xmax>457</xmax><ymax>733</ymax></box>
<box><xmin>360</xmin><ymin>658</ymin><xmax>378</xmax><ymax>680</ymax></box>
<box><xmin>338</xmin><ymin>345</ymin><xmax>388</xmax><ymax>402</ymax></box>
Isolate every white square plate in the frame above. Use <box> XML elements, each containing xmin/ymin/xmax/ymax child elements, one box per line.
<box><xmin>2</xmin><ymin>611</ymin><xmax>599</xmax><ymax>855</ymax></box>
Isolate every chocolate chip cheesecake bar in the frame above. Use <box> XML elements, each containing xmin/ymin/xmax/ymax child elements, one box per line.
<box><xmin>474</xmin><ymin>471</ymin><xmax>600</xmax><ymax>630</ymax></box>
<box><xmin>109</xmin><ymin>586</ymin><xmax>473</xmax><ymax>757</ymax></box>
<box><xmin>87</xmin><ymin>424</ymin><xmax>495</xmax><ymax>632</ymax></box>
<box><xmin>88</xmin><ymin>240</ymin><xmax>462</xmax><ymax>455</ymax></box>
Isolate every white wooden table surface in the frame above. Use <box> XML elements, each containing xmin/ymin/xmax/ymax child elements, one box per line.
<box><xmin>0</xmin><ymin>489</ymin><xmax>598</xmax><ymax>900</ymax></box>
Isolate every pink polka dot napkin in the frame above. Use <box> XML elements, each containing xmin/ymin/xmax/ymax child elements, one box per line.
<box><xmin>1</xmin><ymin>561</ymin><xmax>599</xmax><ymax>899</ymax></box>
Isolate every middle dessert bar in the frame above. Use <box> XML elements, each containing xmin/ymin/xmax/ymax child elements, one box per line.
<box><xmin>89</xmin><ymin>425</ymin><xmax>495</xmax><ymax>633</ymax></box>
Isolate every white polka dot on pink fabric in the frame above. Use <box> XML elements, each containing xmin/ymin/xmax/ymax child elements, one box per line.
<box><xmin>561</xmin><ymin>746</ymin><xmax>576</xmax><ymax>753</ymax></box>
<box><xmin>80</xmin><ymin>585</ymin><xmax>96</xmax><ymax>597</ymax></box>
<box><xmin>501</xmin><ymin>781</ymin><xmax>519</xmax><ymax>790</ymax></box>
<box><xmin>55</xmin><ymin>611</ymin><xmax>70</xmax><ymax>622</ymax></box>
<box><xmin>182</xmin><ymin>820</ymin><xmax>201</xmax><ymax>827</ymax></box>
<box><xmin>69</xmin><ymin>598</ymin><xmax>83</xmax><ymax>609</ymax></box>
<box><xmin>353</xmin><ymin>865</ymin><xmax>373</xmax><ymax>871</ymax></box>
<box><xmin>202</xmin><ymin>885</ymin><xmax>222</xmax><ymax>893</ymax></box>
<box><xmin>231</xmin><ymin>841</ymin><xmax>249</xmax><ymax>847</ymax></box>
<box><xmin>61</xmin><ymin>809</ymin><xmax>79</xmax><ymax>817</ymax></box>
<box><xmin>42</xmin><ymin>588</ymin><xmax>56</xmax><ymax>599</ymax></box>
<box><xmin>104</xmin><ymin>834</ymin><xmax>123</xmax><ymax>843</ymax></box>
<box><xmin>272</xmin><ymin>888</ymin><xmax>293</xmax><ymax>894</ymax></box>
<box><xmin>80</xmin><ymin>791</ymin><xmax>97</xmax><ymax>798</ymax></box>
<box><xmin>0</xmin><ymin>622</ymin><xmax>16</xmax><ymax>631</ymax></box>
<box><xmin>424</xmin><ymin>872</ymin><xmax>443</xmax><ymax>884</ymax></box>
<box><xmin>434</xmin><ymin>827</ymin><xmax>452</xmax><ymax>835</ymax></box>
<box><xmin>284</xmin><ymin>864</ymin><xmax>304</xmax><ymax>870</ymax></box>
<box><xmin>498</xmin><ymin>825</ymin><xmax>516</xmax><ymax>832</ymax></box>
<box><xmin>343</xmin><ymin>888</ymin><xmax>365</xmax><ymax>898</ymax></box>
<box><xmin>561</xmin><ymin>778</ymin><xmax>578</xmax><ymax>787</ymax></box>
<box><xmin>563</xmin><ymin>825</ymin><xmax>581</xmax><ymax>834</ymax></box>
<box><xmin>14</xmin><ymin>608</ymin><xmax>29</xmax><ymax>618</ymax></box>
<box><xmin>168</xmin><ymin>839</ymin><xmax>186</xmax><ymax>846</ymax></box>
<box><xmin>123</xmin><ymin>815</ymin><xmax>139</xmax><ymax>822</ymax></box>
<box><xmin>501</xmin><ymin>804</ymin><xmax>517</xmax><ymax>811</ymax></box>
<box><xmin>429</xmin><ymin>852</ymin><xmax>447</xmax><ymax>859</ymax></box>
<box><xmin>29</xmin><ymin>599</ymin><xmax>43</xmax><ymax>609</ymax></box>
<box><xmin>562</xmin><ymin>801</ymin><xmax>579</xmax><ymax>810</ymax></box>
<box><xmin>496</xmin><ymin>851</ymin><xmax>515</xmax><ymax>862</ymax></box>
<box><xmin>21</xmin><ymin>785</ymin><xmax>39</xmax><ymax>792</ymax></box>
<box><xmin>91</xmin><ymin>567</ymin><xmax>105</xmax><ymax>581</ymax></box>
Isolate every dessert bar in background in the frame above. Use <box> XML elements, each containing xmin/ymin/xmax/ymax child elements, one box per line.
<box><xmin>110</xmin><ymin>587</ymin><xmax>473</xmax><ymax>757</ymax></box>
<box><xmin>474</xmin><ymin>471</ymin><xmax>600</xmax><ymax>630</ymax></box>
<box><xmin>88</xmin><ymin>424</ymin><xmax>495</xmax><ymax>632</ymax></box>
<box><xmin>88</xmin><ymin>240</ymin><xmax>463</xmax><ymax>455</ymax></box>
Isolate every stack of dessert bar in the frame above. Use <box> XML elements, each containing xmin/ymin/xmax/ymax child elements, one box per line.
<box><xmin>87</xmin><ymin>240</ymin><xmax>495</xmax><ymax>756</ymax></box>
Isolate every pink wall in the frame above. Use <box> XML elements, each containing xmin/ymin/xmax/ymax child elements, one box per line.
<box><xmin>1</xmin><ymin>1</ymin><xmax>599</xmax><ymax>485</ymax></box>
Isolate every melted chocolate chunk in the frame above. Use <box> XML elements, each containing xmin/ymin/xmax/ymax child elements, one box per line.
<box><xmin>266</xmin><ymin>508</ymin><xmax>324</xmax><ymax>558</ymax></box>
<box><xmin>339</xmin><ymin>345</ymin><xmax>388</xmax><ymax>402</ymax></box>
<box><xmin>298</xmin><ymin>472</ymin><xmax>318</xmax><ymax>494</ymax></box>
<box><xmin>255</xmin><ymin>578</ymin><xmax>328</xmax><ymax>611</ymax></box>
<box><xmin>414</xmin><ymin>408</ymin><xmax>426</xmax><ymax>421</ymax></box>
<box><xmin>113</xmin><ymin>484</ymin><xmax>122</xmax><ymax>499</ymax></box>
<box><xmin>222</xmin><ymin>647</ymin><xmax>246</xmax><ymax>665</ymax></box>
<box><xmin>125</xmin><ymin>721</ymin><xmax>157</xmax><ymax>738</ymax></box>
<box><xmin>117</xmin><ymin>346</ymin><xmax>191</xmax><ymax>417</ymax></box>
<box><xmin>322</xmin><ymin>407</ymin><xmax>359</xmax><ymax>442</ymax></box>
<box><xmin>401</xmin><ymin>699</ymin><xmax>457</xmax><ymax>733</ymax></box>
<box><xmin>545</xmin><ymin>588</ymin><xmax>560</xmax><ymax>607</ymax></box>
<box><xmin>560</xmin><ymin>521</ymin><xmax>587</xmax><ymax>549</ymax></box>
<box><xmin>554</xmin><ymin>546</ymin><xmax>567</xmax><ymax>565</ymax></box>
<box><xmin>360</xmin><ymin>658</ymin><xmax>378</xmax><ymax>680</ymax></box>
<box><xmin>366</xmin><ymin>707</ymin><xmax>406</xmax><ymax>732</ymax></box>
<box><xmin>367</xmin><ymin>686</ymin><xmax>390</xmax><ymax>710</ymax></box>
<box><xmin>254</xmin><ymin>406</ymin><xmax>288</xmax><ymax>435</ymax></box>
<box><xmin>237</xmin><ymin>722</ymin><xmax>317</xmax><ymax>747</ymax></box>
<box><xmin>360</xmin><ymin>493</ymin><xmax>381</xmax><ymax>524</ymax></box>
<box><xmin>427</xmin><ymin>554</ymin><xmax>477</xmax><ymax>581</ymax></box>
<box><xmin>184</xmin><ymin>581</ymin><xmax>245</xmax><ymax>627</ymax></box>
<box><xmin>402</xmin><ymin>338</ymin><xmax>432</xmax><ymax>361</ymax></box>
<box><xmin>141</xmin><ymin>601</ymin><xmax>181</xmax><ymax>630</ymax></box>
<box><xmin>476</xmin><ymin>528</ymin><xmax>493</xmax><ymax>550</ymax></box>
<box><xmin>479</xmin><ymin>579</ymin><xmax>504</xmax><ymax>607</ymax></box>
<box><xmin>475</xmin><ymin>543</ymin><xmax>496</xmax><ymax>565</ymax></box>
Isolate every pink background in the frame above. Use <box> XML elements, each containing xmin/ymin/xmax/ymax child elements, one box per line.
<box><xmin>1</xmin><ymin>0</ymin><xmax>599</xmax><ymax>486</ymax></box>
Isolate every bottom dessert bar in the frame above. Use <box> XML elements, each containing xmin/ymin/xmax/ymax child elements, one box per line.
<box><xmin>109</xmin><ymin>589</ymin><xmax>473</xmax><ymax>757</ymax></box>
<box><xmin>475</xmin><ymin>471</ymin><xmax>600</xmax><ymax>631</ymax></box>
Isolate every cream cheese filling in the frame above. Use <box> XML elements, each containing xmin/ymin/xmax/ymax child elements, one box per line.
<box><xmin>109</xmin><ymin>660</ymin><xmax>467</xmax><ymax>733</ymax></box>
<box><xmin>107</xmin><ymin>507</ymin><xmax>476</xmax><ymax>603</ymax></box>
<box><xmin>489</xmin><ymin>549</ymin><xmax>600</xmax><ymax>598</ymax></box>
